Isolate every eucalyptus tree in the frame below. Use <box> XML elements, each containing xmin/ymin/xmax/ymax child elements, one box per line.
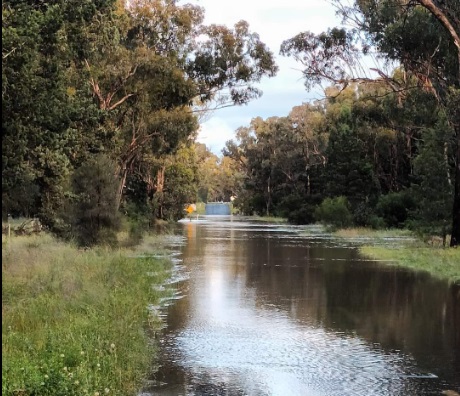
<box><xmin>288</xmin><ymin>102</ymin><xmax>328</xmax><ymax>195</ymax></box>
<box><xmin>152</xmin><ymin>144</ymin><xmax>199</xmax><ymax>221</ymax></box>
<box><xmin>2</xmin><ymin>0</ymin><xmax>278</xmax><ymax>226</ymax></box>
<box><xmin>281</xmin><ymin>1</ymin><xmax>460</xmax><ymax>245</ymax></box>
<box><xmin>195</xmin><ymin>147</ymin><xmax>241</xmax><ymax>203</ymax></box>
<box><xmin>83</xmin><ymin>0</ymin><xmax>278</xmax><ymax>214</ymax></box>
<box><xmin>224</xmin><ymin>116</ymin><xmax>311</xmax><ymax>217</ymax></box>
<box><xmin>320</xmin><ymin>86</ymin><xmax>382</xmax><ymax>219</ymax></box>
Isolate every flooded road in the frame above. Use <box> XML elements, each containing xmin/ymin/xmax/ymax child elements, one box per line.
<box><xmin>144</xmin><ymin>217</ymin><xmax>460</xmax><ymax>396</ymax></box>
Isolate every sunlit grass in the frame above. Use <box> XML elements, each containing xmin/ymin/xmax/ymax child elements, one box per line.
<box><xmin>334</xmin><ymin>227</ymin><xmax>414</xmax><ymax>239</ymax></box>
<box><xmin>360</xmin><ymin>245</ymin><xmax>460</xmax><ymax>283</ymax></box>
<box><xmin>332</xmin><ymin>227</ymin><xmax>460</xmax><ymax>283</ymax></box>
<box><xmin>250</xmin><ymin>215</ymin><xmax>287</xmax><ymax>223</ymax></box>
<box><xmin>2</xmin><ymin>232</ymin><xmax>174</xmax><ymax>396</ymax></box>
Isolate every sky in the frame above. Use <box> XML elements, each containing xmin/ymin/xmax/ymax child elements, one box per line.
<box><xmin>185</xmin><ymin>0</ymin><xmax>343</xmax><ymax>155</ymax></box>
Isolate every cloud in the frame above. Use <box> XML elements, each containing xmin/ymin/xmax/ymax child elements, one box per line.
<box><xmin>196</xmin><ymin>117</ymin><xmax>236</xmax><ymax>155</ymax></box>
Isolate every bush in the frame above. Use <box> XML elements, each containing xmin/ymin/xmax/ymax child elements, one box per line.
<box><xmin>315</xmin><ymin>196</ymin><xmax>353</xmax><ymax>229</ymax></box>
<box><xmin>352</xmin><ymin>202</ymin><xmax>375</xmax><ymax>227</ymax></box>
<box><xmin>368</xmin><ymin>215</ymin><xmax>387</xmax><ymax>229</ymax></box>
<box><xmin>276</xmin><ymin>194</ymin><xmax>322</xmax><ymax>224</ymax></box>
<box><xmin>69</xmin><ymin>155</ymin><xmax>121</xmax><ymax>247</ymax></box>
<box><xmin>376</xmin><ymin>191</ymin><xmax>415</xmax><ymax>228</ymax></box>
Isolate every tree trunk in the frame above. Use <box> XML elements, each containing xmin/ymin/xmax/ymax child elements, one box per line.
<box><xmin>156</xmin><ymin>166</ymin><xmax>165</xmax><ymax>194</ymax></box>
<box><xmin>450</xmin><ymin>129</ymin><xmax>460</xmax><ymax>247</ymax></box>
<box><xmin>266</xmin><ymin>176</ymin><xmax>272</xmax><ymax>216</ymax></box>
<box><xmin>155</xmin><ymin>166</ymin><xmax>166</xmax><ymax>220</ymax></box>
<box><xmin>116</xmin><ymin>166</ymin><xmax>128</xmax><ymax>211</ymax></box>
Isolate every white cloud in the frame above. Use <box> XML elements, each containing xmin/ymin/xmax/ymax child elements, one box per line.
<box><xmin>185</xmin><ymin>0</ymin><xmax>342</xmax><ymax>155</ymax></box>
<box><xmin>196</xmin><ymin>117</ymin><xmax>236</xmax><ymax>154</ymax></box>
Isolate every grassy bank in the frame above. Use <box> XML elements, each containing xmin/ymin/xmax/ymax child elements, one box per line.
<box><xmin>250</xmin><ymin>215</ymin><xmax>287</xmax><ymax>223</ymax></box>
<box><xmin>334</xmin><ymin>228</ymin><xmax>460</xmax><ymax>283</ymax></box>
<box><xmin>2</xmin><ymin>232</ymin><xmax>175</xmax><ymax>396</ymax></box>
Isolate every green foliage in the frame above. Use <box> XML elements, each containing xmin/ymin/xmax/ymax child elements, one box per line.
<box><xmin>323</xmin><ymin>96</ymin><xmax>381</xmax><ymax>208</ymax></box>
<box><xmin>276</xmin><ymin>194</ymin><xmax>320</xmax><ymax>225</ymax></box>
<box><xmin>2</xmin><ymin>0</ymin><xmax>119</xmax><ymax>229</ymax></box>
<box><xmin>376</xmin><ymin>191</ymin><xmax>416</xmax><ymax>228</ymax></box>
<box><xmin>69</xmin><ymin>155</ymin><xmax>121</xmax><ymax>247</ymax></box>
<box><xmin>153</xmin><ymin>146</ymin><xmax>199</xmax><ymax>221</ymax></box>
<box><xmin>187</xmin><ymin>19</ymin><xmax>278</xmax><ymax>107</ymax></box>
<box><xmin>315</xmin><ymin>196</ymin><xmax>353</xmax><ymax>229</ymax></box>
<box><xmin>195</xmin><ymin>144</ymin><xmax>241</xmax><ymax>203</ymax></box>
<box><xmin>408</xmin><ymin>124</ymin><xmax>454</xmax><ymax>237</ymax></box>
<box><xmin>2</xmin><ymin>0</ymin><xmax>278</xmax><ymax>230</ymax></box>
<box><xmin>351</xmin><ymin>202</ymin><xmax>375</xmax><ymax>227</ymax></box>
<box><xmin>280</xmin><ymin>0</ymin><xmax>460</xmax><ymax>245</ymax></box>
<box><xmin>2</xmin><ymin>176</ymin><xmax>40</xmax><ymax>220</ymax></box>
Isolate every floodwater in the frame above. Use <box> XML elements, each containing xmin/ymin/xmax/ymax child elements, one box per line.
<box><xmin>142</xmin><ymin>216</ymin><xmax>460</xmax><ymax>396</ymax></box>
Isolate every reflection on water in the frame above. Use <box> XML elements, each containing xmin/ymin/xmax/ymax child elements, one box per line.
<box><xmin>143</xmin><ymin>217</ymin><xmax>460</xmax><ymax>396</ymax></box>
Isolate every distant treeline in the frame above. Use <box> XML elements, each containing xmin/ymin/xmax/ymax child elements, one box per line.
<box><xmin>223</xmin><ymin>83</ymin><xmax>455</xmax><ymax>242</ymax></box>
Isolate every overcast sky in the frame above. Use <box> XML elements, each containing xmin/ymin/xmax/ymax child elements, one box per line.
<box><xmin>185</xmin><ymin>0</ymin><xmax>342</xmax><ymax>155</ymax></box>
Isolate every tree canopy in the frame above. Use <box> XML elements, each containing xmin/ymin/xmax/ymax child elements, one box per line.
<box><xmin>280</xmin><ymin>0</ymin><xmax>459</xmax><ymax>246</ymax></box>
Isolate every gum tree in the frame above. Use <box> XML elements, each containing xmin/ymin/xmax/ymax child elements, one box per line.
<box><xmin>281</xmin><ymin>0</ymin><xmax>459</xmax><ymax>246</ymax></box>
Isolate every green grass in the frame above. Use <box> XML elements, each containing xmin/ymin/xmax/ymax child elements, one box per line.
<box><xmin>333</xmin><ymin>227</ymin><xmax>460</xmax><ymax>283</ymax></box>
<box><xmin>250</xmin><ymin>215</ymin><xmax>287</xmax><ymax>223</ymax></box>
<box><xmin>2</xmin><ymin>232</ymin><xmax>175</xmax><ymax>396</ymax></box>
<box><xmin>360</xmin><ymin>245</ymin><xmax>460</xmax><ymax>283</ymax></box>
<box><xmin>334</xmin><ymin>227</ymin><xmax>414</xmax><ymax>240</ymax></box>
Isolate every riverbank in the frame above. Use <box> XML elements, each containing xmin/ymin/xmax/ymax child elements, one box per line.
<box><xmin>2</xmin><ymin>231</ymin><xmax>177</xmax><ymax>396</ymax></box>
<box><xmin>334</xmin><ymin>228</ymin><xmax>460</xmax><ymax>283</ymax></box>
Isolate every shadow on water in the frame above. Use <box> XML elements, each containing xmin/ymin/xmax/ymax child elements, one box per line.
<box><xmin>142</xmin><ymin>217</ymin><xmax>460</xmax><ymax>396</ymax></box>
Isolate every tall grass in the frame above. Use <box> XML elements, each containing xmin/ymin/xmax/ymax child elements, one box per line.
<box><xmin>2</xmin><ymin>232</ymin><xmax>174</xmax><ymax>396</ymax></box>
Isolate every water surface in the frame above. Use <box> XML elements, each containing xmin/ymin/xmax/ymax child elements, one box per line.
<box><xmin>144</xmin><ymin>217</ymin><xmax>460</xmax><ymax>396</ymax></box>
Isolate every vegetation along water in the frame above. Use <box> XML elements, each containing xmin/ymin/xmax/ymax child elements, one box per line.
<box><xmin>2</xmin><ymin>230</ymin><xmax>179</xmax><ymax>396</ymax></box>
<box><xmin>2</xmin><ymin>0</ymin><xmax>460</xmax><ymax>395</ymax></box>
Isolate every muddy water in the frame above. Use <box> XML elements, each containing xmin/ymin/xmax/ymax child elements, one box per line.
<box><xmin>143</xmin><ymin>217</ymin><xmax>460</xmax><ymax>396</ymax></box>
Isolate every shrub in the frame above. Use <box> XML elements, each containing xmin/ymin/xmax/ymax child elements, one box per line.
<box><xmin>352</xmin><ymin>202</ymin><xmax>375</xmax><ymax>227</ymax></box>
<box><xmin>315</xmin><ymin>196</ymin><xmax>353</xmax><ymax>229</ymax></box>
<box><xmin>69</xmin><ymin>155</ymin><xmax>121</xmax><ymax>247</ymax></box>
<box><xmin>376</xmin><ymin>191</ymin><xmax>415</xmax><ymax>228</ymax></box>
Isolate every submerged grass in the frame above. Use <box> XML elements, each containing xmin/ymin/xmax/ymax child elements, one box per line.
<box><xmin>2</xmin><ymin>231</ymin><xmax>174</xmax><ymax>396</ymax></box>
<box><xmin>334</xmin><ymin>227</ymin><xmax>460</xmax><ymax>283</ymax></box>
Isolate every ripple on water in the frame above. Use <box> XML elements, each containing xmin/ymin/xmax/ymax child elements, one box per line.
<box><xmin>144</xmin><ymin>220</ymin><xmax>451</xmax><ymax>396</ymax></box>
<box><xmin>160</xmin><ymin>307</ymin><xmax>440</xmax><ymax>396</ymax></box>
